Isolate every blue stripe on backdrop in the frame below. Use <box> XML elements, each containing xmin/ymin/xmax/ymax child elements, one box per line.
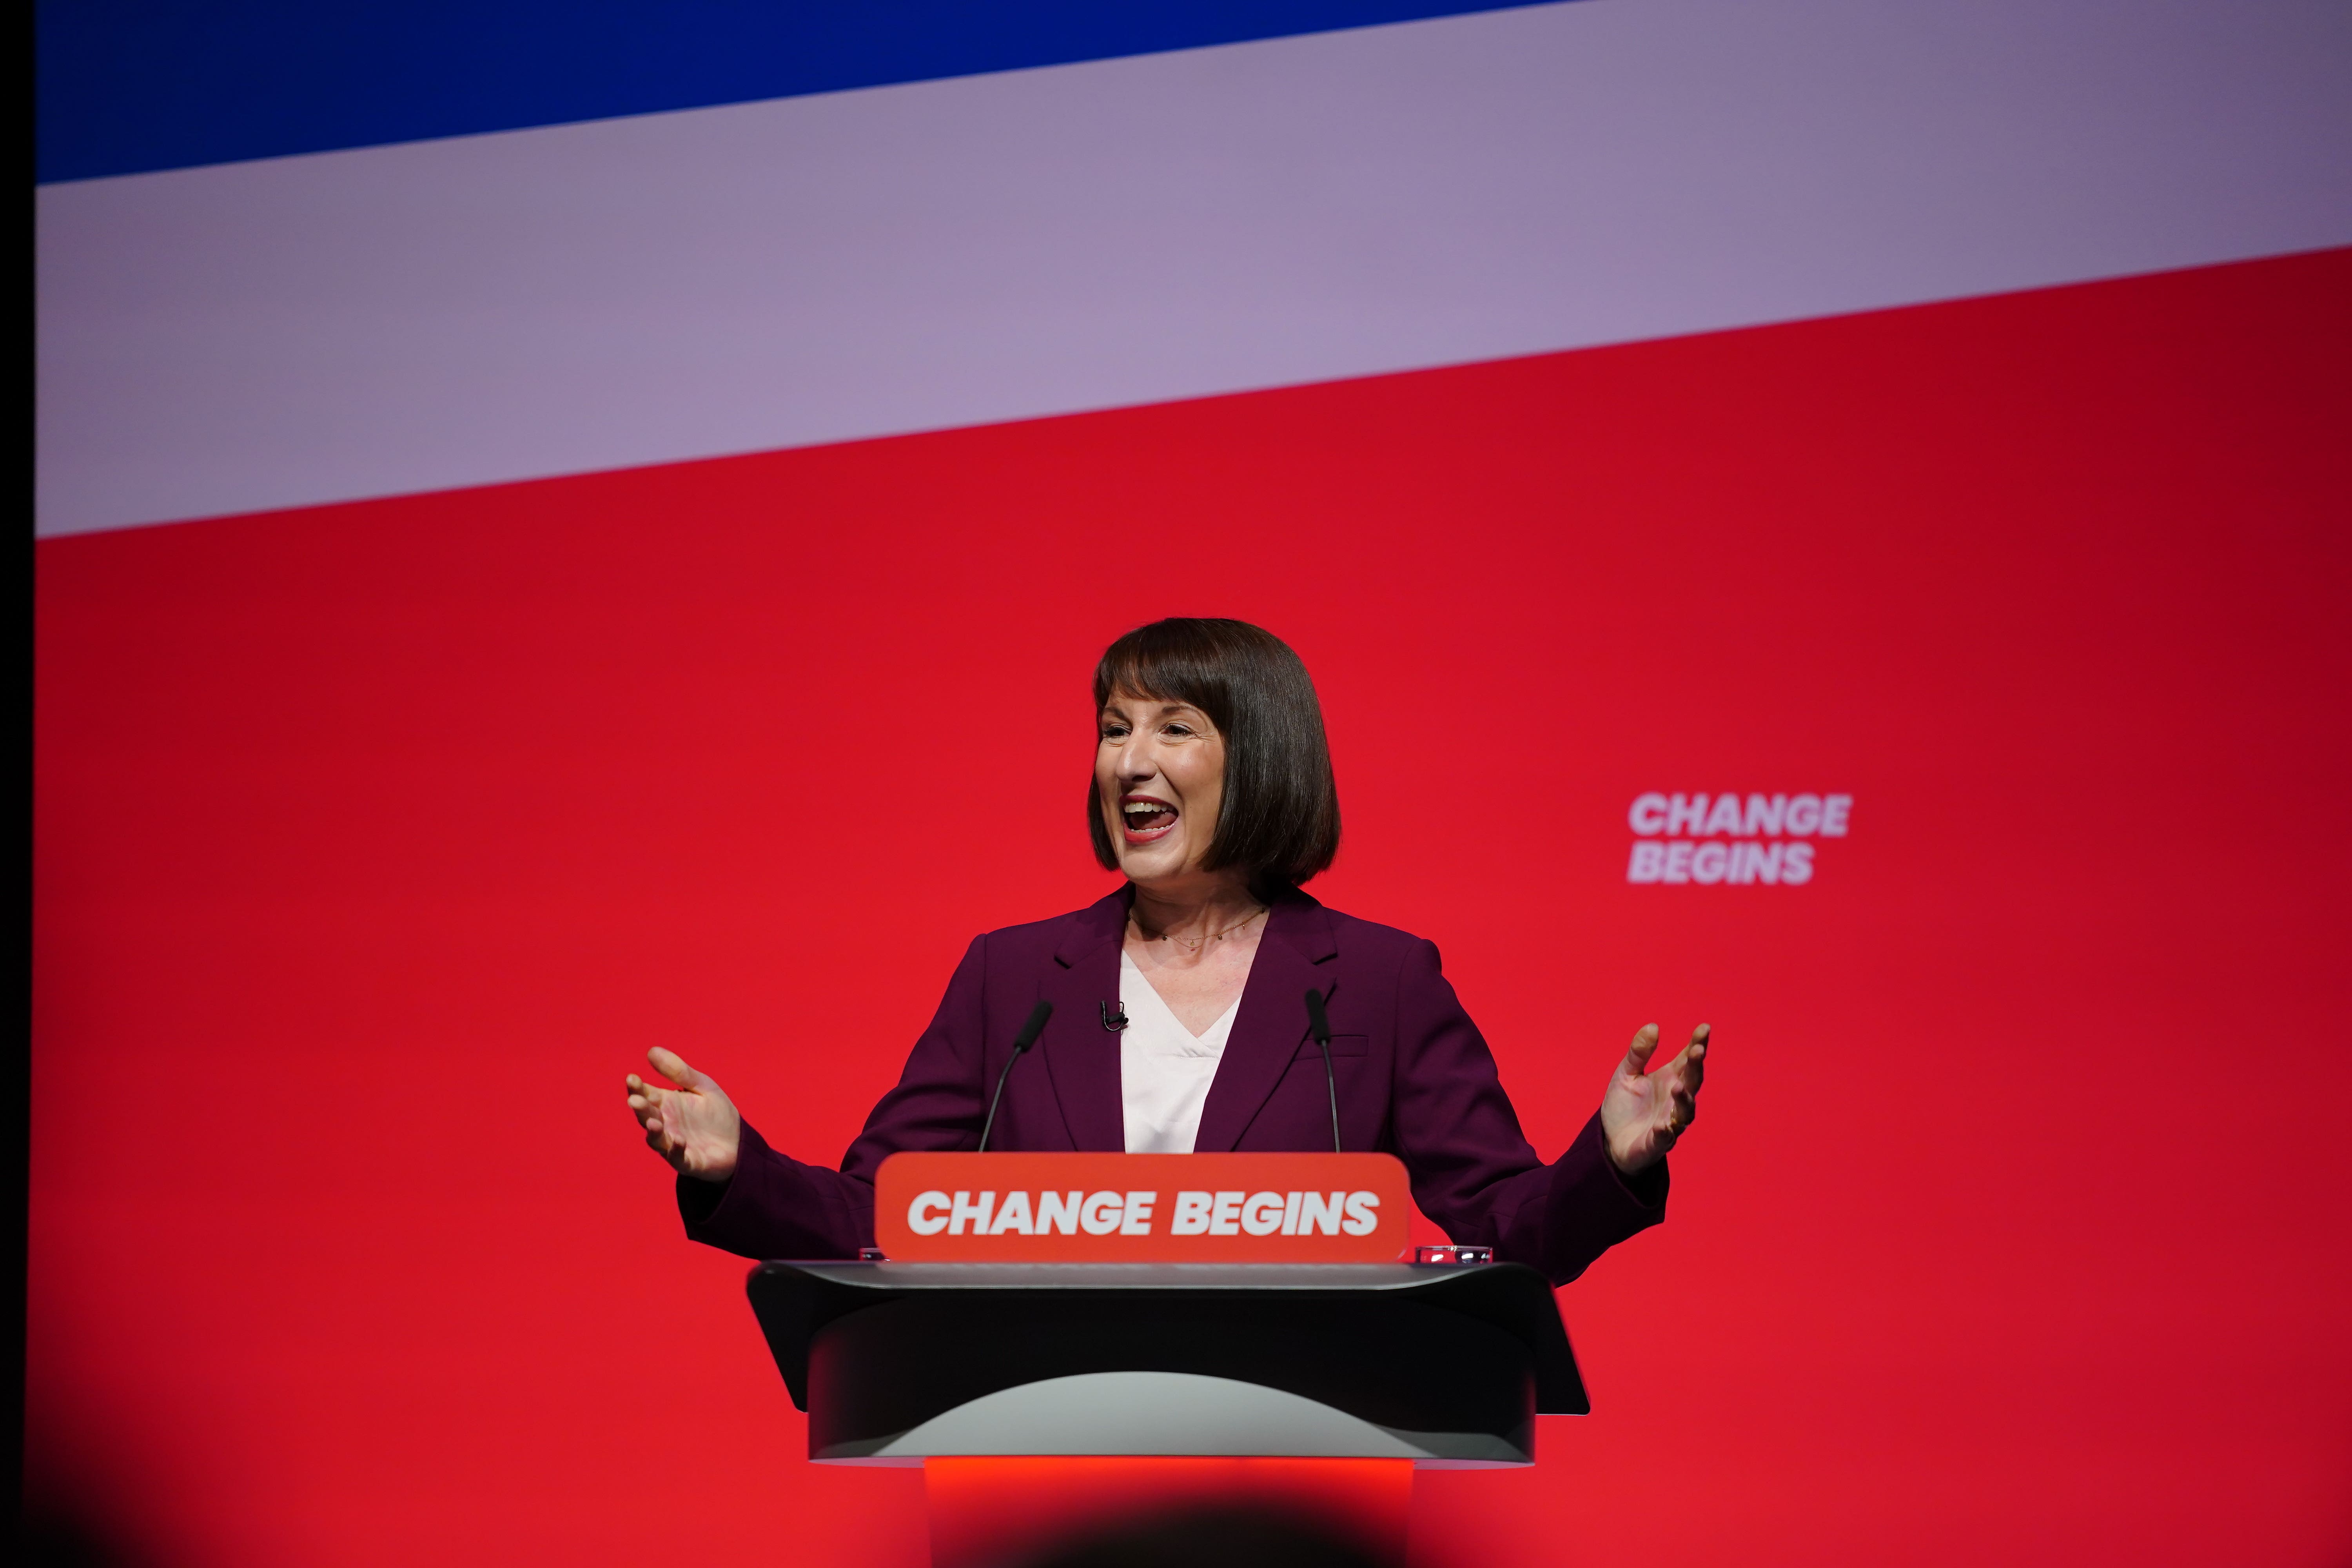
<box><xmin>35</xmin><ymin>0</ymin><xmax>1552</xmax><ymax>183</ymax></box>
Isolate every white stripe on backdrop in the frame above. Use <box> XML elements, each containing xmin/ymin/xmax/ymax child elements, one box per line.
<box><xmin>35</xmin><ymin>0</ymin><xmax>2352</xmax><ymax>537</ymax></box>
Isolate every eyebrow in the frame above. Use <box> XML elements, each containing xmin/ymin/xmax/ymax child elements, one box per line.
<box><xmin>1100</xmin><ymin>702</ymin><xmax>1203</xmax><ymax>720</ymax></box>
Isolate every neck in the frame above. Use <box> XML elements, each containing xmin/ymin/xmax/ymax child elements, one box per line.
<box><xmin>1129</xmin><ymin>870</ymin><xmax>1259</xmax><ymax>939</ymax></box>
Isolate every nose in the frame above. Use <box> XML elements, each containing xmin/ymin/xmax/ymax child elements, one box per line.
<box><xmin>1112</xmin><ymin>729</ymin><xmax>1160</xmax><ymax>789</ymax></box>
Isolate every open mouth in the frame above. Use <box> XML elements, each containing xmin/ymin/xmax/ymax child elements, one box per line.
<box><xmin>1120</xmin><ymin>795</ymin><xmax>1178</xmax><ymax>842</ymax></box>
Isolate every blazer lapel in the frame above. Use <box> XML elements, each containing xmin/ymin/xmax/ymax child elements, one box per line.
<box><xmin>1192</xmin><ymin>893</ymin><xmax>1340</xmax><ymax>1152</ymax></box>
<box><xmin>1037</xmin><ymin>887</ymin><xmax>1130</xmax><ymax>1152</ymax></box>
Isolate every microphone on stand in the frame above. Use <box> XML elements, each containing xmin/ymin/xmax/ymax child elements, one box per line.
<box><xmin>977</xmin><ymin>1000</ymin><xmax>1054</xmax><ymax>1153</ymax></box>
<box><xmin>1303</xmin><ymin>988</ymin><xmax>1341</xmax><ymax>1154</ymax></box>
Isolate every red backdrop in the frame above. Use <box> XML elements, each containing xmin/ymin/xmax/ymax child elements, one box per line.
<box><xmin>33</xmin><ymin>248</ymin><xmax>2352</xmax><ymax>1565</ymax></box>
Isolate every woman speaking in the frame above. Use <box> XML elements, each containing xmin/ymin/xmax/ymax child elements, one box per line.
<box><xmin>624</xmin><ymin>618</ymin><xmax>1707</xmax><ymax>1283</ymax></box>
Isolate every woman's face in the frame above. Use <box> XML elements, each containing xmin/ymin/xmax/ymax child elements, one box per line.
<box><xmin>1096</xmin><ymin>690</ymin><xmax>1227</xmax><ymax>887</ymax></box>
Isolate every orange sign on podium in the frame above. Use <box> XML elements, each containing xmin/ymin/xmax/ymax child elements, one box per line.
<box><xmin>873</xmin><ymin>1151</ymin><xmax>1413</xmax><ymax>1262</ymax></box>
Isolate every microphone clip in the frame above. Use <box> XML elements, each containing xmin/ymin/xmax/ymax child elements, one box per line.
<box><xmin>1100</xmin><ymin>1000</ymin><xmax>1129</xmax><ymax>1033</ymax></box>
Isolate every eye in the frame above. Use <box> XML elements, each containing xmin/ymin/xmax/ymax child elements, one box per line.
<box><xmin>1164</xmin><ymin>723</ymin><xmax>1194</xmax><ymax>737</ymax></box>
<box><xmin>1100</xmin><ymin>722</ymin><xmax>1130</xmax><ymax>741</ymax></box>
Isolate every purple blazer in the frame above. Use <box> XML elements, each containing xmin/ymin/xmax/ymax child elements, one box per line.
<box><xmin>679</xmin><ymin>888</ymin><xmax>1667</xmax><ymax>1285</ymax></box>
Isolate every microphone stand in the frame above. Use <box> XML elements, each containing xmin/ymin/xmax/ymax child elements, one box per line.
<box><xmin>977</xmin><ymin>999</ymin><xmax>1055</xmax><ymax>1153</ymax></box>
<box><xmin>1303</xmin><ymin>988</ymin><xmax>1341</xmax><ymax>1153</ymax></box>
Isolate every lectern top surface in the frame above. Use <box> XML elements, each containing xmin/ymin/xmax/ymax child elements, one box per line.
<box><xmin>746</xmin><ymin>1258</ymin><xmax>1589</xmax><ymax>1416</ymax></box>
<box><xmin>780</xmin><ymin>1261</ymin><xmax>1510</xmax><ymax>1290</ymax></box>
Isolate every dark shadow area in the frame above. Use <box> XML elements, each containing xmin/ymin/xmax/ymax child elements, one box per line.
<box><xmin>12</xmin><ymin>1510</ymin><xmax>144</xmax><ymax>1568</ymax></box>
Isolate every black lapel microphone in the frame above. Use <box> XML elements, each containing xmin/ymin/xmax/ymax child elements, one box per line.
<box><xmin>977</xmin><ymin>999</ymin><xmax>1055</xmax><ymax>1152</ymax></box>
<box><xmin>1303</xmin><ymin>987</ymin><xmax>1341</xmax><ymax>1154</ymax></box>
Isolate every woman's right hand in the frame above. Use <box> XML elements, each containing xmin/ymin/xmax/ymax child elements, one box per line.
<box><xmin>624</xmin><ymin>1048</ymin><xmax>742</xmax><ymax>1182</ymax></box>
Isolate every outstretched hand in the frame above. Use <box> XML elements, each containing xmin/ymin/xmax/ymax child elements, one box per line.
<box><xmin>624</xmin><ymin>1047</ymin><xmax>742</xmax><ymax>1183</ymax></box>
<box><xmin>1600</xmin><ymin>1023</ymin><xmax>1709</xmax><ymax>1174</ymax></box>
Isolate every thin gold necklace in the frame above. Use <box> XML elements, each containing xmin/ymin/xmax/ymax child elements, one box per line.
<box><xmin>1134</xmin><ymin>904</ymin><xmax>1267</xmax><ymax>952</ymax></box>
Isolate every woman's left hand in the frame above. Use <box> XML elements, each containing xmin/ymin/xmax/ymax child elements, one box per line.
<box><xmin>1600</xmin><ymin>1023</ymin><xmax>1709</xmax><ymax>1174</ymax></box>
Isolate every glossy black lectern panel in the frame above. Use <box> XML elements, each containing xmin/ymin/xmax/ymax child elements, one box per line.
<box><xmin>746</xmin><ymin>1262</ymin><xmax>1586</xmax><ymax>1468</ymax></box>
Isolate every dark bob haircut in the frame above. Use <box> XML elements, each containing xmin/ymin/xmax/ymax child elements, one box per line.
<box><xmin>1089</xmin><ymin>618</ymin><xmax>1341</xmax><ymax>893</ymax></box>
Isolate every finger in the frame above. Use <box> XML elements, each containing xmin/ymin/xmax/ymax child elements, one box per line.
<box><xmin>646</xmin><ymin>1046</ymin><xmax>701</xmax><ymax>1091</ymax></box>
<box><xmin>1620</xmin><ymin>1024</ymin><xmax>1661</xmax><ymax>1075</ymax></box>
<box><xmin>1660</xmin><ymin>1026</ymin><xmax>1709</xmax><ymax>1088</ymax></box>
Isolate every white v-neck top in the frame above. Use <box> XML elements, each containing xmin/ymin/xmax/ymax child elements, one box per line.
<box><xmin>1118</xmin><ymin>951</ymin><xmax>1241</xmax><ymax>1154</ymax></box>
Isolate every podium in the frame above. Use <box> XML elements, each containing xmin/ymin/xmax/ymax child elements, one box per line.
<box><xmin>741</xmin><ymin>1151</ymin><xmax>1590</xmax><ymax>1565</ymax></box>
<box><xmin>750</xmin><ymin>1259</ymin><xmax>1586</xmax><ymax>1465</ymax></box>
